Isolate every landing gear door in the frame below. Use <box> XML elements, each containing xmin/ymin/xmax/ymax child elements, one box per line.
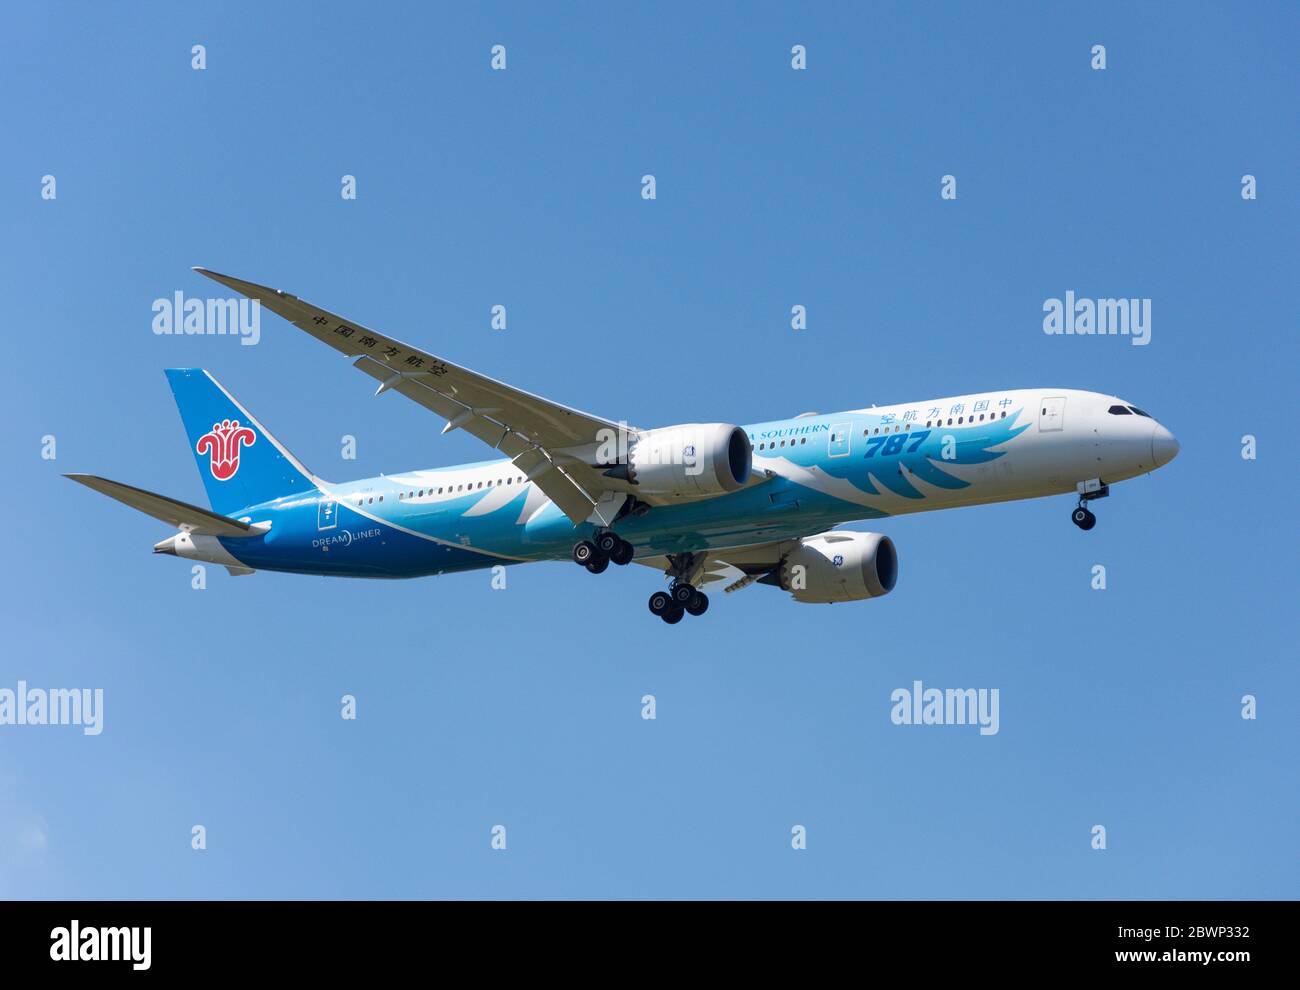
<box><xmin>1038</xmin><ymin>396</ymin><xmax>1066</xmax><ymax>432</ymax></box>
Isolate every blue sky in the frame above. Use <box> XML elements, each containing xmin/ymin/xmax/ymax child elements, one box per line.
<box><xmin>1</xmin><ymin>1</ymin><xmax>1295</xmax><ymax>898</ymax></box>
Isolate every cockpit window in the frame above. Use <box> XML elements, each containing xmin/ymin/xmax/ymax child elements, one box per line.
<box><xmin>1107</xmin><ymin>404</ymin><xmax>1131</xmax><ymax>415</ymax></box>
<box><xmin>1127</xmin><ymin>406</ymin><xmax>1151</xmax><ymax>417</ymax></box>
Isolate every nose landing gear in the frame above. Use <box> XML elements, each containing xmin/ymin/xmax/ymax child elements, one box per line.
<box><xmin>1071</xmin><ymin>479</ymin><xmax>1109</xmax><ymax>531</ymax></box>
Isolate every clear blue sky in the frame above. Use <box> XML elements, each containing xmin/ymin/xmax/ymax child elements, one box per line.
<box><xmin>1</xmin><ymin>2</ymin><xmax>1295</xmax><ymax>899</ymax></box>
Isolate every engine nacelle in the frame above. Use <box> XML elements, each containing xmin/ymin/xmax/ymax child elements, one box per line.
<box><xmin>627</xmin><ymin>423</ymin><xmax>752</xmax><ymax>497</ymax></box>
<box><xmin>779</xmin><ymin>531</ymin><xmax>898</xmax><ymax>603</ymax></box>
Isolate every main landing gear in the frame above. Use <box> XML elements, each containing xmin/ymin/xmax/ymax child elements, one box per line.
<box><xmin>574</xmin><ymin>539</ymin><xmax>709</xmax><ymax>625</ymax></box>
<box><xmin>572</xmin><ymin>531</ymin><xmax>635</xmax><ymax>573</ymax></box>
<box><xmin>647</xmin><ymin>582</ymin><xmax>709</xmax><ymax>624</ymax></box>
<box><xmin>1071</xmin><ymin>480</ymin><xmax>1110</xmax><ymax>531</ymax></box>
<box><xmin>645</xmin><ymin>551</ymin><xmax>710</xmax><ymax>624</ymax></box>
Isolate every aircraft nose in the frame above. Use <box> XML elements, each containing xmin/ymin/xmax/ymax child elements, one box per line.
<box><xmin>1151</xmin><ymin>423</ymin><xmax>1179</xmax><ymax>467</ymax></box>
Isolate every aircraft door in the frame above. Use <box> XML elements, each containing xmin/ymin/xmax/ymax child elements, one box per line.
<box><xmin>317</xmin><ymin>497</ymin><xmax>338</xmax><ymax>530</ymax></box>
<box><xmin>1038</xmin><ymin>396</ymin><xmax>1066</xmax><ymax>432</ymax></box>
<box><xmin>828</xmin><ymin>422</ymin><xmax>851</xmax><ymax>457</ymax></box>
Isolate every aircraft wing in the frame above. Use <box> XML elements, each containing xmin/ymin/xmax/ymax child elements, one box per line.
<box><xmin>194</xmin><ymin>268</ymin><xmax>628</xmax><ymax>526</ymax></box>
<box><xmin>634</xmin><ymin>537</ymin><xmax>803</xmax><ymax>592</ymax></box>
<box><xmin>65</xmin><ymin>474</ymin><xmax>257</xmax><ymax>538</ymax></box>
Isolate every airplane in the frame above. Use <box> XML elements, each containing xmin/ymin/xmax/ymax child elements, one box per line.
<box><xmin>67</xmin><ymin>269</ymin><xmax>1180</xmax><ymax>624</ymax></box>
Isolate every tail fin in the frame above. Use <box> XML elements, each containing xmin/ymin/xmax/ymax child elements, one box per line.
<box><xmin>165</xmin><ymin>369</ymin><xmax>320</xmax><ymax>515</ymax></box>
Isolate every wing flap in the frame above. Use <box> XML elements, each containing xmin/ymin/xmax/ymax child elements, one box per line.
<box><xmin>508</xmin><ymin>448</ymin><xmax>597</xmax><ymax>522</ymax></box>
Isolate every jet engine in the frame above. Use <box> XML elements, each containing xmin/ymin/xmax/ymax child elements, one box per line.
<box><xmin>625</xmin><ymin>423</ymin><xmax>752</xmax><ymax>497</ymax></box>
<box><xmin>778</xmin><ymin>531</ymin><xmax>898</xmax><ymax>603</ymax></box>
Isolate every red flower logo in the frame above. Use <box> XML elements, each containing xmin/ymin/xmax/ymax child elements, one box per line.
<box><xmin>196</xmin><ymin>419</ymin><xmax>256</xmax><ymax>480</ymax></box>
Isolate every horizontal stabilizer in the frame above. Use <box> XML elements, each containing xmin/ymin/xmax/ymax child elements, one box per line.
<box><xmin>65</xmin><ymin>474</ymin><xmax>258</xmax><ymax>538</ymax></box>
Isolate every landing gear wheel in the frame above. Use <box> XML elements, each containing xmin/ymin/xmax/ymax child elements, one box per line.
<box><xmin>610</xmin><ymin>539</ymin><xmax>634</xmax><ymax>566</ymax></box>
<box><xmin>648</xmin><ymin>591</ymin><xmax>672</xmax><ymax>616</ymax></box>
<box><xmin>585</xmin><ymin>554</ymin><xmax>610</xmax><ymax>574</ymax></box>
<box><xmin>685</xmin><ymin>591</ymin><xmax>709</xmax><ymax>616</ymax></box>
<box><xmin>573</xmin><ymin>540</ymin><xmax>597</xmax><ymax>566</ymax></box>
<box><xmin>671</xmin><ymin>582</ymin><xmax>696</xmax><ymax>605</ymax></box>
<box><xmin>1072</xmin><ymin>507</ymin><xmax>1096</xmax><ymax>531</ymax></box>
<box><xmin>661</xmin><ymin>607</ymin><xmax>685</xmax><ymax>625</ymax></box>
<box><xmin>595</xmin><ymin>532</ymin><xmax>621</xmax><ymax>556</ymax></box>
